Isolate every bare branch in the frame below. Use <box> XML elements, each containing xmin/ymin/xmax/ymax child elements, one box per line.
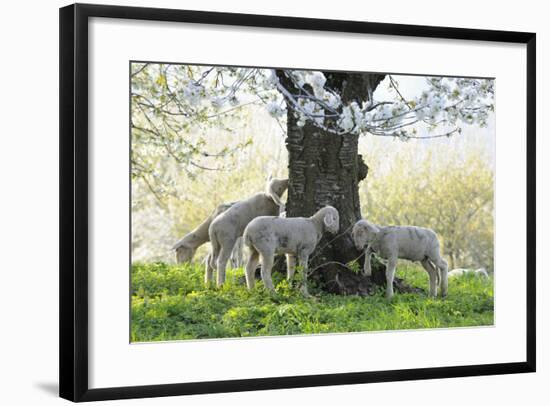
<box><xmin>131</xmin><ymin>63</ymin><xmax>149</xmax><ymax>77</ymax></box>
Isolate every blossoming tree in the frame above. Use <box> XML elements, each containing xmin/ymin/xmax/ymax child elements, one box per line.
<box><xmin>132</xmin><ymin>63</ymin><xmax>494</xmax><ymax>294</ymax></box>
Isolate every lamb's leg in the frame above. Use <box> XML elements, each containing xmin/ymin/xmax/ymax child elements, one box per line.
<box><xmin>385</xmin><ymin>257</ymin><xmax>397</xmax><ymax>300</ymax></box>
<box><xmin>421</xmin><ymin>259</ymin><xmax>438</xmax><ymax>298</ymax></box>
<box><xmin>363</xmin><ymin>247</ymin><xmax>372</xmax><ymax>276</ymax></box>
<box><xmin>236</xmin><ymin>238</ymin><xmax>244</xmax><ymax>268</ymax></box>
<box><xmin>433</xmin><ymin>257</ymin><xmax>448</xmax><ymax>298</ymax></box>
<box><xmin>286</xmin><ymin>254</ymin><xmax>297</xmax><ymax>281</ymax></box>
<box><xmin>204</xmin><ymin>252</ymin><xmax>215</xmax><ymax>286</ymax></box>
<box><xmin>208</xmin><ymin>237</ymin><xmax>220</xmax><ymax>288</ymax></box>
<box><xmin>230</xmin><ymin>237</ymin><xmax>244</xmax><ymax>269</ymax></box>
<box><xmin>245</xmin><ymin>248</ymin><xmax>260</xmax><ymax>289</ymax></box>
<box><xmin>433</xmin><ymin>261</ymin><xmax>441</xmax><ymax>287</ymax></box>
<box><xmin>298</xmin><ymin>254</ymin><xmax>310</xmax><ymax>297</ymax></box>
<box><xmin>229</xmin><ymin>249</ymin><xmax>237</xmax><ymax>269</ymax></box>
<box><xmin>216</xmin><ymin>244</ymin><xmax>233</xmax><ymax>287</ymax></box>
<box><xmin>260</xmin><ymin>253</ymin><xmax>275</xmax><ymax>292</ymax></box>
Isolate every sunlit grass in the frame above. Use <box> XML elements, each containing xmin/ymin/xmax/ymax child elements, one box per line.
<box><xmin>131</xmin><ymin>262</ymin><xmax>493</xmax><ymax>342</ymax></box>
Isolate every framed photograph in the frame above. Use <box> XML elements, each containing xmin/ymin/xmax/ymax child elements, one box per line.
<box><xmin>59</xmin><ymin>3</ymin><xmax>536</xmax><ymax>402</ymax></box>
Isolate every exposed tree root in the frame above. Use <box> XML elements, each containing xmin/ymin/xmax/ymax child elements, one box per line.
<box><xmin>311</xmin><ymin>257</ymin><xmax>423</xmax><ymax>297</ymax></box>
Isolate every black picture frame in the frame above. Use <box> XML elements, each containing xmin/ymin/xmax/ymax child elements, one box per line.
<box><xmin>59</xmin><ymin>3</ymin><xmax>536</xmax><ymax>402</ymax></box>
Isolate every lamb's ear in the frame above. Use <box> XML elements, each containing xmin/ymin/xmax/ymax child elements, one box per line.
<box><xmin>366</xmin><ymin>222</ymin><xmax>380</xmax><ymax>234</ymax></box>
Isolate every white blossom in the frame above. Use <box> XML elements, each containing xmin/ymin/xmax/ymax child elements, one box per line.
<box><xmin>428</xmin><ymin>94</ymin><xmax>446</xmax><ymax>115</ymax></box>
<box><xmin>375</xmin><ymin>104</ymin><xmax>393</xmax><ymax>120</ymax></box>
<box><xmin>462</xmin><ymin>87</ymin><xmax>477</xmax><ymax>102</ymax></box>
<box><xmin>296</xmin><ymin>114</ymin><xmax>307</xmax><ymax>127</ymax></box>
<box><xmin>306</xmin><ymin>71</ymin><xmax>327</xmax><ymax>97</ymax></box>
<box><xmin>338</xmin><ymin>106</ymin><xmax>354</xmax><ymax>132</ymax></box>
<box><xmin>267</xmin><ymin>101</ymin><xmax>286</xmax><ymax>118</ymax></box>
<box><xmin>182</xmin><ymin>82</ymin><xmax>203</xmax><ymax>106</ymax></box>
<box><xmin>291</xmin><ymin>71</ymin><xmax>307</xmax><ymax>87</ymax></box>
<box><xmin>210</xmin><ymin>96</ymin><xmax>225</xmax><ymax>109</ymax></box>
<box><xmin>392</xmin><ymin>101</ymin><xmax>407</xmax><ymax>116</ymax></box>
<box><xmin>301</xmin><ymin>100</ymin><xmax>316</xmax><ymax>116</ymax></box>
<box><xmin>415</xmin><ymin>106</ymin><xmax>428</xmax><ymax>121</ymax></box>
<box><xmin>323</xmin><ymin>91</ymin><xmax>341</xmax><ymax>110</ymax></box>
<box><xmin>265</xmin><ymin>69</ymin><xmax>279</xmax><ymax>87</ymax></box>
<box><xmin>170</xmin><ymin>69</ymin><xmax>493</xmax><ymax>141</ymax></box>
<box><xmin>307</xmin><ymin>71</ymin><xmax>327</xmax><ymax>89</ymax></box>
<box><xmin>363</xmin><ymin>110</ymin><xmax>374</xmax><ymax>124</ymax></box>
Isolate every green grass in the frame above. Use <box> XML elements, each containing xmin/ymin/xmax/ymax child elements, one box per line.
<box><xmin>131</xmin><ymin>262</ymin><xmax>493</xmax><ymax>342</ymax></box>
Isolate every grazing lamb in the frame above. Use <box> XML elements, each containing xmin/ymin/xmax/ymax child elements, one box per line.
<box><xmin>208</xmin><ymin>177</ymin><xmax>288</xmax><ymax>287</ymax></box>
<box><xmin>172</xmin><ymin>202</ymin><xmax>236</xmax><ymax>263</ymax></box>
<box><xmin>448</xmin><ymin>268</ymin><xmax>489</xmax><ymax>279</ymax></box>
<box><xmin>243</xmin><ymin>206</ymin><xmax>339</xmax><ymax>296</ymax></box>
<box><xmin>352</xmin><ymin>220</ymin><xmax>448</xmax><ymax>299</ymax></box>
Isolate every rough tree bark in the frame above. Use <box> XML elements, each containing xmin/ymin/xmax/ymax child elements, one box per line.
<box><xmin>277</xmin><ymin>70</ymin><xmax>417</xmax><ymax>296</ymax></box>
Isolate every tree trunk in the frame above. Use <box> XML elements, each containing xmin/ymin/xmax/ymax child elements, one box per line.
<box><xmin>279</xmin><ymin>71</ymin><xmax>417</xmax><ymax>296</ymax></box>
<box><xmin>285</xmin><ymin>106</ymin><xmax>365</xmax><ymax>260</ymax></box>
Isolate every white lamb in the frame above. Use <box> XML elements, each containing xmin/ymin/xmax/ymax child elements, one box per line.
<box><xmin>243</xmin><ymin>206</ymin><xmax>339</xmax><ymax>296</ymax></box>
<box><xmin>207</xmin><ymin>177</ymin><xmax>288</xmax><ymax>287</ymax></box>
<box><xmin>448</xmin><ymin>268</ymin><xmax>489</xmax><ymax>278</ymax></box>
<box><xmin>352</xmin><ymin>219</ymin><xmax>448</xmax><ymax>299</ymax></box>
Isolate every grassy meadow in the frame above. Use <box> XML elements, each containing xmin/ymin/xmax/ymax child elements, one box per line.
<box><xmin>131</xmin><ymin>262</ymin><xmax>494</xmax><ymax>342</ymax></box>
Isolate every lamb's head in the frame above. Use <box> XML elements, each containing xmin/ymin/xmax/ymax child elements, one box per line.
<box><xmin>352</xmin><ymin>220</ymin><xmax>380</xmax><ymax>250</ymax></box>
<box><xmin>475</xmin><ymin>268</ymin><xmax>489</xmax><ymax>278</ymax></box>
<box><xmin>319</xmin><ymin>206</ymin><xmax>339</xmax><ymax>234</ymax></box>
<box><xmin>174</xmin><ymin>244</ymin><xmax>195</xmax><ymax>263</ymax></box>
<box><xmin>265</xmin><ymin>177</ymin><xmax>289</xmax><ymax>210</ymax></box>
<box><xmin>267</xmin><ymin>178</ymin><xmax>289</xmax><ymax>198</ymax></box>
